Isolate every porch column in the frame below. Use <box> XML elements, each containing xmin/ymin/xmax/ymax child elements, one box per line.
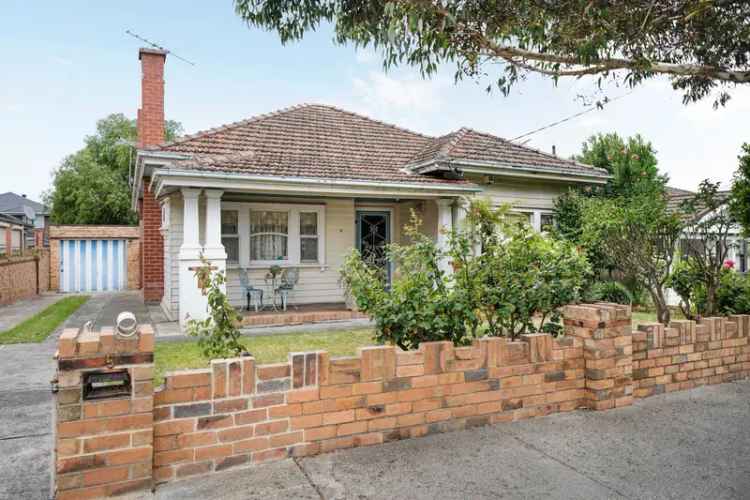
<box><xmin>203</xmin><ymin>189</ymin><xmax>227</xmax><ymax>261</ymax></box>
<box><xmin>178</xmin><ymin>188</ymin><xmax>206</xmax><ymax>327</ymax></box>
<box><xmin>453</xmin><ymin>197</ymin><xmax>480</xmax><ymax>257</ymax></box>
<box><xmin>436</xmin><ymin>198</ymin><xmax>454</xmax><ymax>275</ymax></box>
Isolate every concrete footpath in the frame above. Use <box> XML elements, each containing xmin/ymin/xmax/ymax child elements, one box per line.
<box><xmin>152</xmin><ymin>380</ymin><xmax>750</xmax><ymax>500</ymax></box>
<box><xmin>0</xmin><ymin>292</ymin><xmax>150</xmax><ymax>500</ymax></box>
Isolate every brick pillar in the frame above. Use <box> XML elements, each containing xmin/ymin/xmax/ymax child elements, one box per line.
<box><xmin>563</xmin><ymin>303</ymin><xmax>633</xmax><ymax>410</ymax></box>
<box><xmin>53</xmin><ymin>324</ymin><xmax>155</xmax><ymax>499</ymax></box>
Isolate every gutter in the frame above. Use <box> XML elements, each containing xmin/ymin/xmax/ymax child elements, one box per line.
<box><xmin>150</xmin><ymin>168</ymin><xmax>483</xmax><ymax>198</ymax></box>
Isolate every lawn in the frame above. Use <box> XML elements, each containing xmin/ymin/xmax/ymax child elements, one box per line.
<box><xmin>154</xmin><ymin>328</ymin><xmax>376</xmax><ymax>385</ymax></box>
<box><xmin>0</xmin><ymin>295</ymin><xmax>90</xmax><ymax>344</ymax></box>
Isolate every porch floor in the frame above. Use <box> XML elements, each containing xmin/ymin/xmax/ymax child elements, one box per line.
<box><xmin>239</xmin><ymin>302</ymin><xmax>368</xmax><ymax>328</ymax></box>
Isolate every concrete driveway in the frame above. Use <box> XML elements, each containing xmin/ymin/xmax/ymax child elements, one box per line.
<box><xmin>0</xmin><ymin>292</ymin><xmax>150</xmax><ymax>500</ymax></box>
<box><xmin>155</xmin><ymin>380</ymin><xmax>750</xmax><ymax>500</ymax></box>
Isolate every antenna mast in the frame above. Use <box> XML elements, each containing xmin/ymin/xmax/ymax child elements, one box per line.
<box><xmin>125</xmin><ymin>29</ymin><xmax>196</xmax><ymax>66</ymax></box>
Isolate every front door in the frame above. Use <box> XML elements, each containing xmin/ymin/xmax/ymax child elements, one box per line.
<box><xmin>356</xmin><ymin>211</ymin><xmax>391</xmax><ymax>283</ymax></box>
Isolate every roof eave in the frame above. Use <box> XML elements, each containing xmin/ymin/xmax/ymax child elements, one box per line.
<box><xmin>405</xmin><ymin>159</ymin><xmax>610</xmax><ymax>185</ymax></box>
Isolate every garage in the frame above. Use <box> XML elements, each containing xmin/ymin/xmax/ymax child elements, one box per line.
<box><xmin>59</xmin><ymin>239</ymin><xmax>128</xmax><ymax>292</ymax></box>
<box><xmin>49</xmin><ymin>225</ymin><xmax>140</xmax><ymax>293</ymax></box>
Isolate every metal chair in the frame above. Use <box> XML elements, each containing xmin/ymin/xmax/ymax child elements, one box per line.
<box><xmin>238</xmin><ymin>268</ymin><xmax>263</xmax><ymax>312</ymax></box>
<box><xmin>275</xmin><ymin>267</ymin><xmax>299</xmax><ymax>311</ymax></box>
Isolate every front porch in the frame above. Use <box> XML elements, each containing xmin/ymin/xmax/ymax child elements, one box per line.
<box><xmin>238</xmin><ymin>302</ymin><xmax>368</xmax><ymax>327</ymax></box>
<box><xmin>159</xmin><ymin>183</ymin><xmax>470</xmax><ymax>327</ymax></box>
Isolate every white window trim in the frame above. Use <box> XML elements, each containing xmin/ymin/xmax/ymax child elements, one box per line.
<box><xmin>508</xmin><ymin>208</ymin><xmax>554</xmax><ymax>232</ymax></box>
<box><xmin>160</xmin><ymin>198</ymin><xmax>171</xmax><ymax>234</ymax></box>
<box><xmin>221</xmin><ymin>209</ymin><xmax>240</xmax><ymax>265</ymax></box>
<box><xmin>222</xmin><ymin>202</ymin><xmax>326</xmax><ymax>269</ymax></box>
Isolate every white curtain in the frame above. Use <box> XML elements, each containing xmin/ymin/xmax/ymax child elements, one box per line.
<box><xmin>250</xmin><ymin>211</ymin><xmax>288</xmax><ymax>260</ymax></box>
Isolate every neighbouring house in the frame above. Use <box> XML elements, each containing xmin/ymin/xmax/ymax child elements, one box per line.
<box><xmin>0</xmin><ymin>213</ymin><xmax>31</xmax><ymax>256</ymax></box>
<box><xmin>0</xmin><ymin>191</ymin><xmax>50</xmax><ymax>248</ymax></box>
<box><xmin>665</xmin><ymin>186</ymin><xmax>749</xmax><ymax>306</ymax></box>
<box><xmin>130</xmin><ymin>48</ymin><xmax>609</xmax><ymax>326</ymax></box>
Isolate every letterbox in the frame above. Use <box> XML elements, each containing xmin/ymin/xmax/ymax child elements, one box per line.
<box><xmin>82</xmin><ymin>370</ymin><xmax>132</xmax><ymax>400</ymax></box>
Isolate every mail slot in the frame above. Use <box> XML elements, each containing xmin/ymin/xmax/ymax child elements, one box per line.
<box><xmin>83</xmin><ymin>370</ymin><xmax>131</xmax><ymax>400</ymax></box>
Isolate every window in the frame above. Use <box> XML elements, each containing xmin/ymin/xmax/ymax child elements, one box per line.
<box><xmin>300</xmin><ymin>212</ymin><xmax>319</xmax><ymax>262</ymax></box>
<box><xmin>540</xmin><ymin>213</ymin><xmax>555</xmax><ymax>232</ymax></box>
<box><xmin>250</xmin><ymin>210</ymin><xmax>289</xmax><ymax>262</ymax></box>
<box><xmin>221</xmin><ymin>210</ymin><xmax>239</xmax><ymax>264</ymax></box>
<box><xmin>506</xmin><ymin>211</ymin><xmax>532</xmax><ymax>227</ymax></box>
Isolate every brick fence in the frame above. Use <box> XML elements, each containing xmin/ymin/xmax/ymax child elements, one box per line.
<box><xmin>48</xmin><ymin>225</ymin><xmax>141</xmax><ymax>291</ymax></box>
<box><xmin>53</xmin><ymin>304</ymin><xmax>750</xmax><ymax>498</ymax></box>
<box><xmin>0</xmin><ymin>250</ymin><xmax>50</xmax><ymax>305</ymax></box>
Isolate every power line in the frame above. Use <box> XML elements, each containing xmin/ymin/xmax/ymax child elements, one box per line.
<box><xmin>509</xmin><ymin>90</ymin><xmax>635</xmax><ymax>143</ymax></box>
<box><xmin>125</xmin><ymin>30</ymin><xmax>196</xmax><ymax>66</ymax></box>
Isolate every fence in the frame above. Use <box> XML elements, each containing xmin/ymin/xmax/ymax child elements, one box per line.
<box><xmin>0</xmin><ymin>249</ymin><xmax>50</xmax><ymax>305</ymax></box>
<box><xmin>52</xmin><ymin>304</ymin><xmax>750</xmax><ymax>499</ymax></box>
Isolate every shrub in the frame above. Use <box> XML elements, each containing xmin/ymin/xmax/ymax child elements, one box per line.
<box><xmin>713</xmin><ymin>270</ymin><xmax>750</xmax><ymax>315</ymax></box>
<box><xmin>587</xmin><ymin>281</ymin><xmax>633</xmax><ymax>305</ymax></box>
<box><xmin>340</xmin><ymin>215</ymin><xmax>473</xmax><ymax>350</ymax></box>
<box><xmin>340</xmin><ymin>202</ymin><xmax>590</xmax><ymax>347</ymax></box>
<box><xmin>185</xmin><ymin>257</ymin><xmax>245</xmax><ymax>359</ymax></box>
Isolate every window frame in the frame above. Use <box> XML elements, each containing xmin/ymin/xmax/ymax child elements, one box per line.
<box><xmin>221</xmin><ymin>209</ymin><xmax>240</xmax><ymax>265</ymax></box>
<box><xmin>221</xmin><ymin>202</ymin><xmax>326</xmax><ymax>269</ymax></box>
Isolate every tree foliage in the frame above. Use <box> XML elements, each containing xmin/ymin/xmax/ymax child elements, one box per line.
<box><xmin>581</xmin><ymin>192</ymin><xmax>682</xmax><ymax>324</ymax></box>
<box><xmin>575</xmin><ymin>133</ymin><xmax>667</xmax><ymax>197</ymax></box>
<box><xmin>45</xmin><ymin>113</ymin><xmax>182</xmax><ymax>225</ymax></box>
<box><xmin>235</xmin><ymin>0</ymin><xmax>750</xmax><ymax>106</ymax></box>
<box><xmin>730</xmin><ymin>143</ymin><xmax>750</xmax><ymax>237</ymax></box>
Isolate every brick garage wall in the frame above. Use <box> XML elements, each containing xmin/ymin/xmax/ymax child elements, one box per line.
<box><xmin>632</xmin><ymin>315</ymin><xmax>750</xmax><ymax>397</ymax></box>
<box><xmin>53</xmin><ymin>325</ymin><xmax>155</xmax><ymax>499</ymax></box>
<box><xmin>0</xmin><ymin>250</ymin><xmax>50</xmax><ymax>305</ymax></box>
<box><xmin>48</xmin><ymin>225</ymin><xmax>141</xmax><ymax>291</ymax></box>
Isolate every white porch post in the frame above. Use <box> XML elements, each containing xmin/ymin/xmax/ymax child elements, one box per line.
<box><xmin>436</xmin><ymin>198</ymin><xmax>454</xmax><ymax>275</ymax></box>
<box><xmin>203</xmin><ymin>188</ymin><xmax>227</xmax><ymax>295</ymax></box>
<box><xmin>178</xmin><ymin>188</ymin><xmax>205</xmax><ymax>327</ymax></box>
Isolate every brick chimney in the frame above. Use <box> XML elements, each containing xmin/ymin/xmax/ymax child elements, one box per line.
<box><xmin>137</xmin><ymin>47</ymin><xmax>167</xmax><ymax>303</ymax></box>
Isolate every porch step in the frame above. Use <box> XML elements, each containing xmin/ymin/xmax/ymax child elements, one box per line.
<box><xmin>240</xmin><ymin>309</ymin><xmax>368</xmax><ymax>327</ymax></box>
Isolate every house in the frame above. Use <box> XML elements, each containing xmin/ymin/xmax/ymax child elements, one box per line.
<box><xmin>0</xmin><ymin>191</ymin><xmax>50</xmax><ymax>248</ymax></box>
<box><xmin>0</xmin><ymin>213</ymin><xmax>31</xmax><ymax>256</ymax></box>
<box><xmin>130</xmin><ymin>48</ymin><xmax>609</xmax><ymax>326</ymax></box>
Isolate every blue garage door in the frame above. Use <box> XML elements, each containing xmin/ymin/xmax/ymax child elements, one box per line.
<box><xmin>59</xmin><ymin>239</ymin><xmax>127</xmax><ymax>292</ymax></box>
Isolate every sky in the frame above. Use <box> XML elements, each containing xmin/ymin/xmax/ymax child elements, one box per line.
<box><xmin>2</xmin><ymin>1</ymin><xmax>748</xmax><ymax>203</ymax></box>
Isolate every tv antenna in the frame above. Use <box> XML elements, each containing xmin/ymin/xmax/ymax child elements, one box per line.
<box><xmin>125</xmin><ymin>29</ymin><xmax>196</xmax><ymax>66</ymax></box>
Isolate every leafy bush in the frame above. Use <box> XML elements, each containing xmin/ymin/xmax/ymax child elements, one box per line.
<box><xmin>185</xmin><ymin>257</ymin><xmax>245</xmax><ymax>359</ymax></box>
<box><xmin>340</xmin><ymin>216</ymin><xmax>473</xmax><ymax>351</ymax></box>
<box><xmin>666</xmin><ymin>259</ymin><xmax>701</xmax><ymax>319</ymax></box>
<box><xmin>587</xmin><ymin>281</ymin><xmax>633</xmax><ymax>305</ymax></box>
<box><xmin>340</xmin><ymin>202</ymin><xmax>590</xmax><ymax>348</ymax></box>
<box><xmin>712</xmin><ymin>270</ymin><xmax>750</xmax><ymax>315</ymax></box>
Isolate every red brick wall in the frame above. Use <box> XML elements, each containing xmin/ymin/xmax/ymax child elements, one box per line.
<box><xmin>140</xmin><ymin>179</ymin><xmax>163</xmax><ymax>302</ymax></box>
<box><xmin>53</xmin><ymin>304</ymin><xmax>750</xmax><ymax>495</ymax></box>
<box><xmin>150</xmin><ymin>331</ymin><xmax>587</xmax><ymax>483</ymax></box>
<box><xmin>632</xmin><ymin>315</ymin><xmax>750</xmax><ymax>397</ymax></box>
<box><xmin>54</xmin><ymin>325</ymin><xmax>155</xmax><ymax>499</ymax></box>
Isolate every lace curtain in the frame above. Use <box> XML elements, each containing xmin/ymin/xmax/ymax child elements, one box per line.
<box><xmin>250</xmin><ymin>211</ymin><xmax>288</xmax><ymax>260</ymax></box>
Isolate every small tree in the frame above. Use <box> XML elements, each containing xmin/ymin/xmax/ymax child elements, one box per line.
<box><xmin>677</xmin><ymin>180</ymin><xmax>737</xmax><ymax>316</ymax></box>
<box><xmin>185</xmin><ymin>257</ymin><xmax>245</xmax><ymax>359</ymax></box>
<box><xmin>582</xmin><ymin>192</ymin><xmax>682</xmax><ymax>324</ymax></box>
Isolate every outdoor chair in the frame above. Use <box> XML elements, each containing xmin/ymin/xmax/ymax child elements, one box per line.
<box><xmin>238</xmin><ymin>268</ymin><xmax>263</xmax><ymax>312</ymax></box>
<box><xmin>275</xmin><ymin>267</ymin><xmax>299</xmax><ymax>311</ymax></box>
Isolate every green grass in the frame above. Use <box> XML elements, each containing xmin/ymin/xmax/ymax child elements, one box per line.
<box><xmin>155</xmin><ymin>328</ymin><xmax>376</xmax><ymax>385</ymax></box>
<box><xmin>0</xmin><ymin>295</ymin><xmax>90</xmax><ymax>344</ymax></box>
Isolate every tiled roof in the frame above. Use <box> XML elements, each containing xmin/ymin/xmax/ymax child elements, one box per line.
<box><xmin>666</xmin><ymin>186</ymin><xmax>731</xmax><ymax>221</ymax></box>
<box><xmin>153</xmin><ymin>104</ymin><xmax>606</xmax><ymax>185</ymax></box>
<box><xmin>406</xmin><ymin>128</ymin><xmax>609</xmax><ymax>178</ymax></box>
<box><xmin>0</xmin><ymin>192</ymin><xmax>48</xmax><ymax>215</ymax></box>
